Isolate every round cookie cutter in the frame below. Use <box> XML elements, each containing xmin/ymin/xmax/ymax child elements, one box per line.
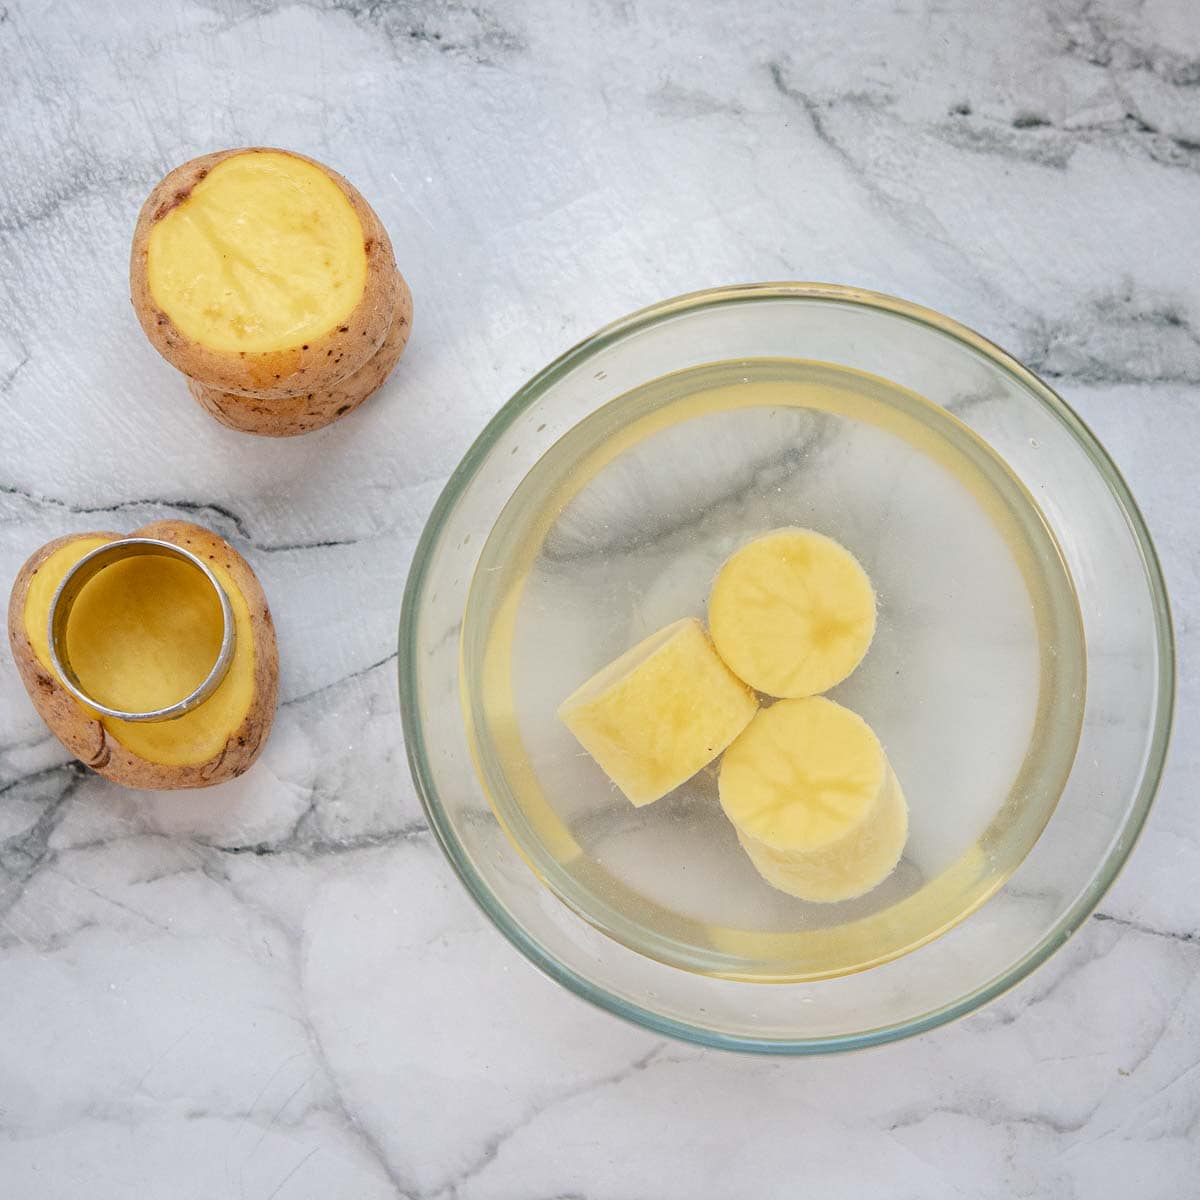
<box><xmin>47</xmin><ymin>537</ymin><xmax>235</xmax><ymax>723</ymax></box>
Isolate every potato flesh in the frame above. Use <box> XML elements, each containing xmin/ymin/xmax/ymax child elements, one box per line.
<box><xmin>558</xmin><ymin>618</ymin><xmax>759</xmax><ymax>807</ymax></box>
<box><xmin>65</xmin><ymin>557</ymin><xmax>223</xmax><ymax>711</ymax></box>
<box><xmin>718</xmin><ymin>697</ymin><xmax>887</xmax><ymax>852</ymax></box>
<box><xmin>738</xmin><ymin>769</ymin><xmax>909</xmax><ymax>902</ymax></box>
<box><xmin>147</xmin><ymin>151</ymin><xmax>367</xmax><ymax>354</ymax></box>
<box><xmin>24</xmin><ymin>539</ymin><xmax>257</xmax><ymax>766</ymax></box>
<box><xmin>708</xmin><ymin>528</ymin><xmax>876</xmax><ymax>697</ymax></box>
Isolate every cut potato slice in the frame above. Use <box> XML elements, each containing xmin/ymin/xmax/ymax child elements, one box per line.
<box><xmin>718</xmin><ymin>696</ymin><xmax>888</xmax><ymax>852</ymax></box>
<box><xmin>738</xmin><ymin>768</ymin><xmax>909</xmax><ymax>902</ymax></box>
<box><xmin>558</xmin><ymin>617</ymin><xmax>758</xmax><ymax>807</ymax></box>
<box><xmin>708</xmin><ymin>527</ymin><xmax>876</xmax><ymax>697</ymax></box>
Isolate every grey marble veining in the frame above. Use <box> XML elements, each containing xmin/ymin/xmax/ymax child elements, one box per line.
<box><xmin>1</xmin><ymin>0</ymin><xmax>1198</xmax><ymax>1196</ymax></box>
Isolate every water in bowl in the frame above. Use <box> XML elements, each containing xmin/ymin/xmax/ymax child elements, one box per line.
<box><xmin>461</xmin><ymin>358</ymin><xmax>1085</xmax><ymax>981</ymax></box>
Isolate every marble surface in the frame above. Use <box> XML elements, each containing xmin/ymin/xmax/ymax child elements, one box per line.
<box><xmin>1</xmin><ymin>0</ymin><xmax>1198</xmax><ymax>1195</ymax></box>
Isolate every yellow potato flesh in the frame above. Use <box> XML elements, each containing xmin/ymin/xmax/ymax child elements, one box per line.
<box><xmin>558</xmin><ymin>618</ymin><xmax>758</xmax><ymax>807</ymax></box>
<box><xmin>719</xmin><ymin>697</ymin><xmax>886</xmax><ymax>852</ymax></box>
<box><xmin>24</xmin><ymin>539</ymin><xmax>257</xmax><ymax>766</ymax></box>
<box><xmin>147</xmin><ymin>151</ymin><xmax>367</xmax><ymax>354</ymax></box>
<box><xmin>65</xmin><ymin>557</ymin><xmax>223</xmax><ymax>712</ymax></box>
<box><xmin>738</xmin><ymin>769</ymin><xmax>908</xmax><ymax>902</ymax></box>
<box><xmin>708</xmin><ymin>528</ymin><xmax>876</xmax><ymax>697</ymax></box>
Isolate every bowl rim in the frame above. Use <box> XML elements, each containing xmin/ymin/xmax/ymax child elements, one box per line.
<box><xmin>398</xmin><ymin>281</ymin><xmax>1175</xmax><ymax>1054</ymax></box>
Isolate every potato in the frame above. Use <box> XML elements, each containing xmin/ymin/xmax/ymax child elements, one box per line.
<box><xmin>130</xmin><ymin>147</ymin><xmax>401</xmax><ymax>399</ymax></box>
<box><xmin>7</xmin><ymin>520</ymin><xmax>278</xmax><ymax>790</ymax></box>
<box><xmin>186</xmin><ymin>269</ymin><xmax>412</xmax><ymax>436</ymax></box>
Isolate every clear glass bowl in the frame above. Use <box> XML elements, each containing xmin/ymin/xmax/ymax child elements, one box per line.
<box><xmin>399</xmin><ymin>283</ymin><xmax>1173</xmax><ymax>1053</ymax></box>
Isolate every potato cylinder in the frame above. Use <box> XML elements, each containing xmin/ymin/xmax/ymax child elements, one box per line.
<box><xmin>558</xmin><ymin>618</ymin><xmax>758</xmax><ymax>807</ymax></box>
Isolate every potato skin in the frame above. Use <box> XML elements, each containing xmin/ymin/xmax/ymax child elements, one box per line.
<box><xmin>130</xmin><ymin>147</ymin><xmax>399</xmax><ymax>399</ymax></box>
<box><xmin>6</xmin><ymin>521</ymin><xmax>278</xmax><ymax>790</ymax></box>
<box><xmin>188</xmin><ymin>269</ymin><xmax>412</xmax><ymax>436</ymax></box>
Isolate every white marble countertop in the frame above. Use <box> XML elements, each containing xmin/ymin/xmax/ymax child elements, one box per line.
<box><xmin>2</xmin><ymin>0</ymin><xmax>1198</xmax><ymax>1195</ymax></box>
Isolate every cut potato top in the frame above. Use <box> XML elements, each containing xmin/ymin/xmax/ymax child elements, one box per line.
<box><xmin>22</xmin><ymin>535</ymin><xmax>259</xmax><ymax>767</ymax></box>
<box><xmin>147</xmin><ymin>150</ymin><xmax>368</xmax><ymax>354</ymax></box>
<box><xmin>719</xmin><ymin>697</ymin><xmax>887</xmax><ymax>851</ymax></box>
<box><xmin>708</xmin><ymin>527</ymin><xmax>876</xmax><ymax>697</ymax></box>
<box><xmin>737</xmin><ymin>767</ymin><xmax>908</xmax><ymax>903</ymax></box>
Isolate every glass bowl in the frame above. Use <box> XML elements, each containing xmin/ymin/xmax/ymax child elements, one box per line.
<box><xmin>399</xmin><ymin>283</ymin><xmax>1173</xmax><ymax>1053</ymax></box>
